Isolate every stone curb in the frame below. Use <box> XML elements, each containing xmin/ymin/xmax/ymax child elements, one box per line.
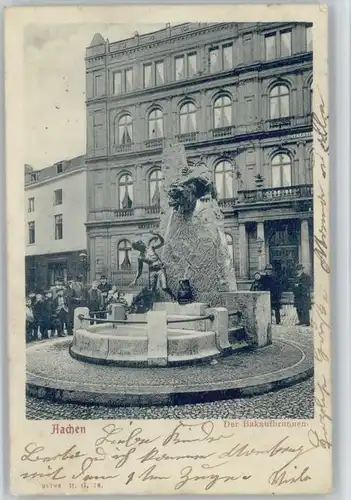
<box><xmin>68</xmin><ymin>341</ymin><xmax>248</xmax><ymax>368</ymax></box>
<box><xmin>26</xmin><ymin>338</ymin><xmax>313</xmax><ymax>407</ymax></box>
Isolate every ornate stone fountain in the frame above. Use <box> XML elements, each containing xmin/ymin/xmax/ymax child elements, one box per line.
<box><xmin>70</xmin><ymin>145</ymin><xmax>272</xmax><ymax>367</ymax></box>
<box><xmin>26</xmin><ymin>146</ymin><xmax>313</xmax><ymax>407</ymax></box>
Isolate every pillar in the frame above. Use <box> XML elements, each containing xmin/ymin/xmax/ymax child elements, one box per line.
<box><xmin>239</xmin><ymin>223</ymin><xmax>248</xmax><ymax>278</ymax></box>
<box><xmin>257</xmin><ymin>222</ymin><xmax>266</xmax><ymax>270</ymax></box>
<box><xmin>199</xmin><ymin>89</ymin><xmax>207</xmax><ymax>139</ymax></box>
<box><xmin>296</xmin><ymin>74</ymin><xmax>304</xmax><ymax>116</ymax></box>
<box><xmin>300</xmin><ymin>219</ymin><xmax>311</xmax><ymax>275</ymax></box>
<box><xmin>73</xmin><ymin>307</ymin><xmax>90</xmax><ymax>332</ymax></box>
<box><xmin>147</xmin><ymin>310</ymin><xmax>168</xmax><ymax>367</ymax></box>
<box><xmin>137</xmin><ymin>103</ymin><xmax>145</xmax><ymax>151</ymax></box>
<box><xmin>108</xmin><ymin>303</ymin><xmax>126</xmax><ymax>322</ymax></box>
<box><xmin>206</xmin><ymin>307</ymin><xmax>231</xmax><ymax>352</ymax></box>
<box><xmin>133</xmin><ymin>164</ymin><xmax>146</xmax><ymax>211</ymax></box>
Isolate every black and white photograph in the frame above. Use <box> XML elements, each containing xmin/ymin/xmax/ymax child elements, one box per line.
<box><xmin>23</xmin><ymin>20</ymin><xmax>315</xmax><ymax>422</ymax></box>
<box><xmin>6</xmin><ymin>3</ymin><xmax>335</xmax><ymax>495</ymax></box>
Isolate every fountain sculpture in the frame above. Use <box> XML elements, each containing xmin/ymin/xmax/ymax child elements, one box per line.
<box><xmin>158</xmin><ymin>144</ymin><xmax>237</xmax><ymax>306</ymax></box>
<box><xmin>70</xmin><ymin>145</ymin><xmax>272</xmax><ymax>367</ymax></box>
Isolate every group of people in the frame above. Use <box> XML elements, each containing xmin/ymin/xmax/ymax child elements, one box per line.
<box><xmin>25</xmin><ymin>261</ymin><xmax>312</xmax><ymax>341</ymax></box>
<box><xmin>25</xmin><ymin>275</ymin><xmax>129</xmax><ymax>343</ymax></box>
<box><xmin>87</xmin><ymin>279</ymin><xmax>129</xmax><ymax>322</ymax></box>
<box><xmin>251</xmin><ymin>263</ymin><xmax>312</xmax><ymax>326</ymax></box>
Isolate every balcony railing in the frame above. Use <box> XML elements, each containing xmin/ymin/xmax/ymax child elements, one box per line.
<box><xmin>144</xmin><ymin>205</ymin><xmax>161</xmax><ymax>214</ymax></box>
<box><xmin>107</xmin><ymin>186</ymin><xmax>313</xmax><ymax>219</ymax></box>
<box><xmin>218</xmin><ymin>198</ymin><xmax>237</xmax><ymax>209</ymax></box>
<box><xmin>145</xmin><ymin>138</ymin><xmax>164</xmax><ymax>149</ymax></box>
<box><xmin>211</xmin><ymin>126</ymin><xmax>234</xmax><ymax>138</ymax></box>
<box><xmin>114</xmin><ymin>143</ymin><xmax>133</xmax><ymax>153</ymax></box>
<box><xmin>237</xmin><ymin>184</ymin><xmax>313</xmax><ymax>203</ymax></box>
<box><xmin>114</xmin><ymin>208</ymin><xmax>134</xmax><ymax>217</ymax></box>
<box><xmin>176</xmin><ymin>132</ymin><xmax>198</xmax><ymax>143</ymax></box>
<box><xmin>268</xmin><ymin>116</ymin><xmax>293</xmax><ymax>129</ymax></box>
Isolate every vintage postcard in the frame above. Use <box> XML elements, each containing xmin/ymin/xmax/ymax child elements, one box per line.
<box><xmin>5</xmin><ymin>4</ymin><xmax>331</xmax><ymax>495</ymax></box>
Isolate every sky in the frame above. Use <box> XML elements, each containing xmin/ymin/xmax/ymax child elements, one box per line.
<box><xmin>24</xmin><ymin>23</ymin><xmax>164</xmax><ymax>170</ymax></box>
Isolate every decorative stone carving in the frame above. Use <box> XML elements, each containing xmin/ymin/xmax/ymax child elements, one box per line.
<box><xmin>158</xmin><ymin>144</ymin><xmax>237</xmax><ymax>306</ymax></box>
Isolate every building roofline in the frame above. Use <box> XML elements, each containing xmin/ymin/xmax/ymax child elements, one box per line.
<box><xmin>89</xmin><ymin>22</ymin><xmax>199</xmax><ymax>48</ymax></box>
<box><xmin>25</xmin><ymin>165</ymin><xmax>86</xmax><ymax>189</ymax></box>
<box><xmin>24</xmin><ymin>154</ymin><xmax>86</xmax><ymax>187</ymax></box>
<box><xmin>85</xmin><ymin>21</ymin><xmax>306</xmax><ymax>61</ymax></box>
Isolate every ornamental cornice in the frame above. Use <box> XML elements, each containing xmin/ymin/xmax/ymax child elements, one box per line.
<box><xmin>86</xmin><ymin>56</ymin><xmax>104</xmax><ymax>65</ymax></box>
<box><xmin>86</xmin><ymin>22</ymin><xmax>299</xmax><ymax>65</ymax></box>
<box><xmin>87</xmin><ymin>23</ymin><xmax>238</xmax><ymax>63</ymax></box>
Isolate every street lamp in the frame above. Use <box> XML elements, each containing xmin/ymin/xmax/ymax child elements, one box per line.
<box><xmin>79</xmin><ymin>251</ymin><xmax>89</xmax><ymax>286</ymax></box>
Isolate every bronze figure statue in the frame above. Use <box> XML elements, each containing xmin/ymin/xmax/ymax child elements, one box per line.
<box><xmin>130</xmin><ymin>230</ymin><xmax>176</xmax><ymax>301</ymax></box>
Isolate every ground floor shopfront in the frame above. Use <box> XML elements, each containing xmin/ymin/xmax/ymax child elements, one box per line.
<box><xmin>231</xmin><ymin>217</ymin><xmax>313</xmax><ymax>290</ymax></box>
<box><xmin>25</xmin><ymin>250</ymin><xmax>86</xmax><ymax>294</ymax></box>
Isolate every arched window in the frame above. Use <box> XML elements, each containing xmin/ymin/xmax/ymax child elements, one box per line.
<box><xmin>148</xmin><ymin>109</ymin><xmax>163</xmax><ymax>139</ymax></box>
<box><xmin>118</xmin><ymin>114</ymin><xmax>133</xmax><ymax>144</ymax></box>
<box><xmin>271</xmin><ymin>153</ymin><xmax>292</xmax><ymax>188</ymax></box>
<box><xmin>215</xmin><ymin>161</ymin><xmax>234</xmax><ymax>199</ymax></box>
<box><xmin>118</xmin><ymin>240</ymin><xmax>132</xmax><ymax>270</ymax></box>
<box><xmin>149</xmin><ymin>170</ymin><xmax>163</xmax><ymax>206</ymax></box>
<box><xmin>213</xmin><ymin>95</ymin><xmax>232</xmax><ymax>128</ymax></box>
<box><xmin>179</xmin><ymin>102</ymin><xmax>197</xmax><ymax>134</ymax></box>
<box><xmin>118</xmin><ymin>174</ymin><xmax>133</xmax><ymax>209</ymax></box>
<box><xmin>269</xmin><ymin>85</ymin><xmax>290</xmax><ymax>119</ymax></box>
<box><xmin>225</xmin><ymin>233</ymin><xmax>234</xmax><ymax>266</ymax></box>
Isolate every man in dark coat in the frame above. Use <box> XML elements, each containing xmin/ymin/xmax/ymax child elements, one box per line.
<box><xmin>262</xmin><ymin>264</ymin><xmax>283</xmax><ymax>325</ymax></box>
<box><xmin>51</xmin><ymin>278</ymin><xmax>64</xmax><ymax>300</ymax></box>
<box><xmin>27</xmin><ymin>293</ymin><xmax>37</xmax><ymax>340</ymax></box>
<box><xmin>98</xmin><ymin>275</ymin><xmax>111</xmax><ymax>296</ymax></box>
<box><xmin>72</xmin><ymin>275</ymin><xmax>86</xmax><ymax>307</ymax></box>
<box><xmin>64</xmin><ymin>280</ymin><xmax>77</xmax><ymax>335</ymax></box>
<box><xmin>250</xmin><ymin>272</ymin><xmax>266</xmax><ymax>291</ymax></box>
<box><xmin>39</xmin><ymin>291</ymin><xmax>55</xmax><ymax>339</ymax></box>
<box><xmin>53</xmin><ymin>288</ymin><xmax>69</xmax><ymax>337</ymax></box>
<box><xmin>87</xmin><ymin>281</ymin><xmax>104</xmax><ymax>324</ymax></box>
<box><xmin>98</xmin><ymin>275</ymin><xmax>111</xmax><ymax>319</ymax></box>
<box><xmin>293</xmin><ymin>263</ymin><xmax>312</xmax><ymax>326</ymax></box>
<box><xmin>32</xmin><ymin>294</ymin><xmax>44</xmax><ymax>340</ymax></box>
<box><xmin>25</xmin><ymin>297</ymin><xmax>34</xmax><ymax>343</ymax></box>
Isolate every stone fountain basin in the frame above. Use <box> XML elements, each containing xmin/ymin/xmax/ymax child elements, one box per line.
<box><xmin>70</xmin><ymin>323</ymin><xmax>219</xmax><ymax>367</ymax></box>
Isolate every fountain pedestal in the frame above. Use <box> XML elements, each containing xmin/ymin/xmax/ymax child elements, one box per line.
<box><xmin>220</xmin><ymin>291</ymin><xmax>272</xmax><ymax>347</ymax></box>
<box><xmin>74</xmin><ymin>307</ymin><xmax>89</xmax><ymax>332</ymax></box>
<box><xmin>70</xmin><ymin>302</ymin><xmax>231</xmax><ymax>367</ymax></box>
<box><xmin>147</xmin><ymin>310</ymin><xmax>168</xmax><ymax>367</ymax></box>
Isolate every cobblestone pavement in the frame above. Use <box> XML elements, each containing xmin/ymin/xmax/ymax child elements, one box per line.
<box><xmin>279</xmin><ymin>304</ymin><xmax>300</xmax><ymax>326</ymax></box>
<box><xmin>27</xmin><ymin>337</ymin><xmax>304</xmax><ymax>389</ymax></box>
<box><xmin>26</xmin><ymin>378</ymin><xmax>313</xmax><ymax>420</ymax></box>
<box><xmin>26</xmin><ymin>319</ymin><xmax>314</xmax><ymax>420</ymax></box>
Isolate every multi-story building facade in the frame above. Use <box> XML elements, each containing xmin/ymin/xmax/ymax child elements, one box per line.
<box><xmin>25</xmin><ymin>156</ymin><xmax>87</xmax><ymax>292</ymax></box>
<box><xmin>85</xmin><ymin>22</ymin><xmax>313</xmax><ymax>290</ymax></box>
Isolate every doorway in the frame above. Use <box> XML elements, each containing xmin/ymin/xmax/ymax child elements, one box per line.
<box><xmin>48</xmin><ymin>262</ymin><xmax>68</xmax><ymax>286</ymax></box>
<box><xmin>268</xmin><ymin>221</ymin><xmax>299</xmax><ymax>291</ymax></box>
